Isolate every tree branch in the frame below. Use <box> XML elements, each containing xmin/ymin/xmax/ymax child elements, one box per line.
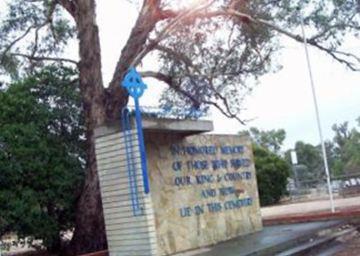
<box><xmin>11</xmin><ymin>53</ymin><xmax>78</xmax><ymax>65</ymax></box>
<box><xmin>141</xmin><ymin>71</ymin><xmax>202</xmax><ymax>107</ymax></box>
<box><xmin>107</xmin><ymin>0</ymin><xmax>162</xmax><ymax>90</ymax></box>
<box><xmin>225</xmin><ymin>9</ymin><xmax>360</xmax><ymax>71</ymax></box>
<box><xmin>158</xmin><ymin>9</ymin><xmax>178</xmax><ymax>20</ymax></box>
<box><xmin>203</xmin><ymin>99</ymin><xmax>246</xmax><ymax>125</ymax></box>
<box><xmin>309</xmin><ymin>13</ymin><xmax>359</xmax><ymax>42</ymax></box>
<box><xmin>56</xmin><ymin>0</ymin><xmax>78</xmax><ymax>20</ymax></box>
<box><xmin>1</xmin><ymin>26</ymin><xmax>34</xmax><ymax>63</ymax></box>
<box><xmin>108</xmin><ymin>0</ymin><xmax>216</xmax><ymax>94</ymax></box>
<box><xmin>140</xmin><ymin>70</ymin><xmax>247</xmax><ymax>124</ymax></box>
<box><xmin>1</xmin><ymin>0</ymin><xmax>58</xmax><ymax>64</ymax></box>
<box><xmin>154</xmin><ymin>44</ymin><xmax>202</xmax><ymax>74</ymax></box>
<box><xmin>129</xmin><ymin>0</ymin><xmax>217</xmax><ymax>67</ymax></box>
<box><xmin>140</xmin><ymin>71</ymin><xmax>172</xmax><ymax>85</ymax></box>
<box><xmin>153</xmin><ymin>7</ymin><xmax>360</xmax><ymax>71</ymax></box>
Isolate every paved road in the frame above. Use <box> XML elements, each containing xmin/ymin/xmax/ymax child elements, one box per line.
<box><xmin>174</xmin><ymin>220</ymin><xmax>342</xmax><ymax>256</ymax></box>
<box><xmin>261</xmin><ymin>196</ymin><xmax>360</xmax><ymax>218</ymax></box>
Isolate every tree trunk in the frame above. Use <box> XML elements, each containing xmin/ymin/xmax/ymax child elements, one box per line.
<box><xmin>68</xmin><ymin>0</ymin><xmax>108</xmax><ymax>254</ymax></box>
<box><xmin>67</xmin><ymin>1</ymin><xmax>163</xmax><ymax>254</ymax></box>
<box><xmin>69</xmin><ymin>130</ymin><xmax>107</xmax><ymax>255</ymax></box>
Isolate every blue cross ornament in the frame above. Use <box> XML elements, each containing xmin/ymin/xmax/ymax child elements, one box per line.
<box><xmin>121</xmin><ymin>67</ymin><xmax>150</xmax><ymax>197</ymax></box>
<box><xmin>122</xmin><ymin>68</ymin><xmax>147</xmax><ymax>99</ymax></box>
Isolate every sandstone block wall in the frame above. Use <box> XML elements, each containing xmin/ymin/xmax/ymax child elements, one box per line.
<box><xmin>146</xmin><ymin>133</ymin><xmax>262</xmax><ymax>255</ymax></box>
<box><xmin>95</xmin><ymin>127</ymin><xmax>262</xmax><ymax>256</ymax></box>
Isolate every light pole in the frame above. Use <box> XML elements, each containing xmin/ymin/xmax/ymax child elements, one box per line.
<box><xmin>299</xmin><ymin>13</ymin><xmax>335</xmax><ymax>213</ymax></box>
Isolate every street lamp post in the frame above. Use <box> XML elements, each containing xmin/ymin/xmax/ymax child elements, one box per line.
<box><xmin>299</xmin><ymin>13</ymin><xmax>336</xmax><ymax>213</ymax></box>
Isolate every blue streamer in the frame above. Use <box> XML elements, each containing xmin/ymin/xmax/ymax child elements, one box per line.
<box><xmin>134</xmin><ymin>98</ymin><xmax>150</xmax><ymax>194</ymax></box>
<box><xmin>121</xmin><ymin>108</ymin><xmax>144</xmax><ymax>216</ymax></box>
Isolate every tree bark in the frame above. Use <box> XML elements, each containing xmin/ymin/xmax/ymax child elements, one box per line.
<box><xmin>67</xmin><ymin>1</ymin><xmax>164</xmax><ymax>254</ymax></box>
<box><xmin>68</xmin><ymin>0</ymin><xmax>109</xmax><ymax>254</ymax></box>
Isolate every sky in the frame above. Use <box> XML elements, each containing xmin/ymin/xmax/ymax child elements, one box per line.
<box><xmin>1</xmin><ymin>0</ymin><xmax>359</xmax><ymax>150</ymax></box>
<box><xmin>236</xmin><ymin>37</ymin><xmax>360</xmax><ymax>149</ymax></box>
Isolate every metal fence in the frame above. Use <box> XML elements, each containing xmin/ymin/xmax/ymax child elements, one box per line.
<box><xmin>287</xmin><ymin>172</ymin><xmax>360</xmax><ymax>202</ymax></box>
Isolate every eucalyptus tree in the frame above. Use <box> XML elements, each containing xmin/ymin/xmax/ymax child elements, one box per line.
<box><xmin>0</xmin><ymin>0</ymin><xmax>359</xmax><ymax>253</ymax></box>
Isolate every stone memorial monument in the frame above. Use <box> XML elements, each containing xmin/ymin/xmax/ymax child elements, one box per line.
<box><xmin>94</xmin><ymin>69</ymin><xmax>262</xmax><ymax>256</ymax></box>
<box><xmin>94</xmin><ymin>117</ymin><xmax>262</xmax><ymax>256</ymax></box>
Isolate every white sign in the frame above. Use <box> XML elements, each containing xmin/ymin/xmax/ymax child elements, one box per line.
<box><xmin>290</xmin><ymin>150</ymin><xmax>298</xmax><ymax>165</ymax></box>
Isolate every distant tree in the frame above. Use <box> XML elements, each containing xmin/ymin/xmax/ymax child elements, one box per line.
<box><xmin>342</xmin><ymin>131</ymin><xmax>360</xmax><ymax>174</ymax></box>
<box><xmin>243</xmin><ymin>127</ymin><xmax>286</xmax><ymax>154</ymax></box>
<box><xmin>345</xmin><ymin>122</ymin><xmax>360</xmax><ymax>173</ymax></box>
<box><xmin>285</xmin><ymin>141</ymin><xmax>323</xmax><ymax>181</ymax></box>
<box><xmin>322</xmin><ymin>140</ymin><xmax>342</xmax><ymax>176</ymax></box>
<box><xmin>0</xmin><ymin>66</ymin><xmax>84</xmax><ymax>252</ymax></box>
<box><xmin>331</xmin><ymin>121</ymin><xmax>360</xmax><ymax>175</ymax></box>
<box><xmin>332</xmin><ymin>122</ymin><xmax>351</xmax><ymax>173</ymax></box>
<box><xmin>253</xmin><ymin>144</ymin><xmax>290</xmax><ymax>206</ymax></box>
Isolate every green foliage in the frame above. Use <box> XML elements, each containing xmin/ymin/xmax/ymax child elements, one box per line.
<box><xmin>0</xmin><ymin>65</ymin><xmax>84</xmax><ymax>251</ymax></box>
<box><xmin>158</xmin><ymin>4</ymin><xmax>277</xmax><ymax>117</ymax></box>
<box><xmin>332</xmin><ymin>120</ymin><xmax>360</xmax><ymax>174</ymax></box>
<box><xmin>248</xmin><ymin>127</ymin><xmax>286</xmax><ymax>154</ymax></box>
<box><xmin>242</xmin><ymin>128</ymin><xmax>289</xmax><ymax>205</ymax></box>
<box><xmin>0</xmin><ymin>0</ymin><xmax>76</xmax><ymax>77</ymax></box>
<box><xmin>253</xmin><ymin>144</ymin><xmax>290</xmax><ymax>206</ymax></box>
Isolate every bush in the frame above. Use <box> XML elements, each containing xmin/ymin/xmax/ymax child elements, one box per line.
<box><xmin>0</xmin><ymin>66</ymin><xmax>85</xmax><ymax>251</ymax></box>
<box><xmin>254</xmin><ymin>145</ymin><xmax>290</xmax><ymax>206</ymax></box>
